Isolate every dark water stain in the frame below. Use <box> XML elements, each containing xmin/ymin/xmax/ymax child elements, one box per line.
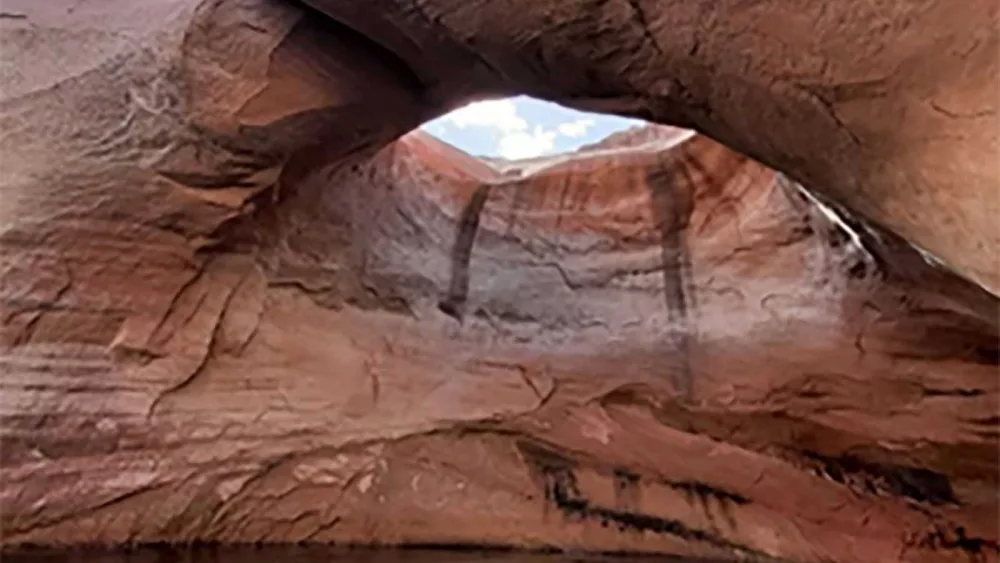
<box><xmin>868</xmin><ymin>306</ymin><xmax>1000</xmax><ymax>366</ymax></box>
<box><xmin>916</xmin><ymin>524</ymin><xmax>1000</xmax><ymax>561</ymax></box>
<box><xmin>663</xmin><ymin>481</ymin><xmax>749</xmax><ymax>507</ymax></box>
<box><xmin>502</xmin><ymin>179</ymin><xmax>531</xmax><ymax>238</ymax></box>
<box><xmin>439</xmin><ymin>184</ymin><xmax>493</xmax><ymax>320</ymax></box>
<box><xmin>662</xmin><ymin>481</ymin><xmax>747</xmax><ymax>534</ymax></box>
<box><xmin>613</xmin><ymin>469</ymin><xmax>641</xmax><ymax>509</ymax></box>
<box><xmin>920</xmin><ymin>387</ymin><xmax>984</xmax><ymax>398</ymax></box>
<box><xmin>516</xmin><ymin>442</ymin><xmax>772</xmax><ymax>561</ymax></box>
<box><xmin>645</xmin><ymin>154</ymin><xmax>697</xmax><ymax>400</ymax></box>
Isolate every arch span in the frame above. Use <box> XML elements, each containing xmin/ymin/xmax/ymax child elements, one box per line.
<box><xmin>0</xmin><ymin>1</ymin><xmax>996</xmax><ymax>561</ymax></box>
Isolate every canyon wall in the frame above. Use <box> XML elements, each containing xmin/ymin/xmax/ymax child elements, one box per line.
<box><xmin>1</xmin><ymin>1</ymin><xmax>997</xmax><ymax>562</ymax></box>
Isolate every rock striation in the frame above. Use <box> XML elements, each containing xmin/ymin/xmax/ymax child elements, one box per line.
<box><xmin>0</xmin><ymin>1</ymin><xmax>997</xmax><ymax>562</ymax></box>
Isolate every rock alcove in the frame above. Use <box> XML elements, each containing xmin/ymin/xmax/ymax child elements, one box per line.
<box><xmin>0</xmin><ymin>1</ymin><xmax>997</xmax><ymax>562</ymax></box>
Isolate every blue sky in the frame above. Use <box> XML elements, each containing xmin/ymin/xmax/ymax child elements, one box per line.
<box><xmin>421</xmin><ymin>96</ymin><xmax>644</xmax><ymax>160</ymax></box>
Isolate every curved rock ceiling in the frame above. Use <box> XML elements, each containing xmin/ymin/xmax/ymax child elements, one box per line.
<box><xmin>421</xmin><ymin>96</ymin><xmax>646</xmax><ymax>159</ymax></box>
<box><xmin>0</xmin><ymin>0</ymin><xmax>996</xmax><ymax>562</ymax></box>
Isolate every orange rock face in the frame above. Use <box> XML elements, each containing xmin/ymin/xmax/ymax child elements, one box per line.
<box><xmin>0</xmin><ymin>1</ymin><xmax>997</xmax><ymax>562</ymax></box>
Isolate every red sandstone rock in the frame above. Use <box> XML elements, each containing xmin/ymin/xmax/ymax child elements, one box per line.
<box><xmin>305</xmin><ymin>0</ymin><xmax>1000</xmax><ymax>295</ymax></box>
<box><xmin>0</xmin><ymin>1</ymin><xmax>997</xmax><ymax>562</ymax></box>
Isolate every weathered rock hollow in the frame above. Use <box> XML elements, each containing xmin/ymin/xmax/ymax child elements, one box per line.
<box><xmin>1</xmin><ymin>1</ymin><xmax>997</xmax><ymax>562</ymax></box>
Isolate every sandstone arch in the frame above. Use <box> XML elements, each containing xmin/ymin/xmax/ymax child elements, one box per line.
<box><xmin>300</xmin><ymin>0</ymin><xmax>999</xmax><ymax>295</ymax></box>
<box><xmin>0</xmin><ymin>1</ymin><xmax>997</xmax><ymax>562</ymax></box>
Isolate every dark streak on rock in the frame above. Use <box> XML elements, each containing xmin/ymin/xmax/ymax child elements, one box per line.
<box><xmin>916</xmin><ymin>523</ymin><xmax>1000</xmax><ymax>559</ymax></box>
<box><xmin>921</xmin><ymin>387</ymin><xmax>984</xmax><ymax>398</ymax></box>
<box><xmin>613</xmin><ymin>469</ymin><xmax>641</xmax><ymax>509</ymax></box>
<box><xmin>800</xmin><ymin>451</ymin><xmax>959</xmax><ymax>506</ymax></box>
<box><xmin>503</xmin><ymin>180</ymin><xmax>529</xmax><ymax>238</ymax></box>
<box><xmin>517</xmin><ymin>442</ymin><xmax>767</xmax><ymax>557</ymax></box>
<box><xmin>548</xmin><ymin>469</ymin><xmax>746</xmax><ymax>549</ymax></box>
<box><xmin>928</xmin><ymin>101</ymin><xmax>996</xmax><ymax>120</ymax></box>
<box><xmin>664</xmin><ymin>480</ymin><xmax>750</xmax><ymax>506</ymax></box>
<box><xmin>241</xmin><ymin>22</ymin><xmax>267</xmax><ymax>33</ymax></box>
<box><xmin>439</xmin><ymin>184</ymin><xmax>492</xmax><ymax>320</ymax></box>
<box><xmin>623</xmin><ymin>0</ymin><xmax>665</xmax><ymax>58</ymax></box>
<box><xmin>646</xmin><ymin>152</ymin><xmax>697</xmax><ymax>399</ymax></box>
<box><xmin>968</xmin><ymin>416</ymin><xmax>1000</xmax><ymax>426</ymax></box>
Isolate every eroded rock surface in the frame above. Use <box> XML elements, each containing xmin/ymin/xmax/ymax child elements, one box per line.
<box><xmin>1</xmin><ymin>1</ymin><xmax>997</xmax><ymax>562</ymax></box>
<box><xmin>304</xmin><ymin>0</ymin><xmax>1000</xmax><ymax>295</ymax></box>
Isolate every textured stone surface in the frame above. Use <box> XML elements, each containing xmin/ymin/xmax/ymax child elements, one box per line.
<box><xmin>0</xmin><ymin>1</ymin><xmax>997</xmax><ymax>562</ymax></box>
<box><xmin>305</xmin><ymin>0</ymin><xmax>1000</xmax><ymax>295</ymax></box>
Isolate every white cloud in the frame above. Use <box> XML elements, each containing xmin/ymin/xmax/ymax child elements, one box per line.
<box><xmin>557</xmin><ymin>118</ymin><xmax>595</xmax><ymax>138</ymax></box>
<box><xmin>426</xmin><ymin>96</ymin><xmax>648</xmax><ymax>160</ymax></box>
<box><xmin>497</xmin><ymin>125</ymin><xmax>557</xmax><ymax>160</ymax></box>
<box><xmin>445</xmin><ymin>99</ymin><xmax>527</xmax><ymax>132</ymax></box>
